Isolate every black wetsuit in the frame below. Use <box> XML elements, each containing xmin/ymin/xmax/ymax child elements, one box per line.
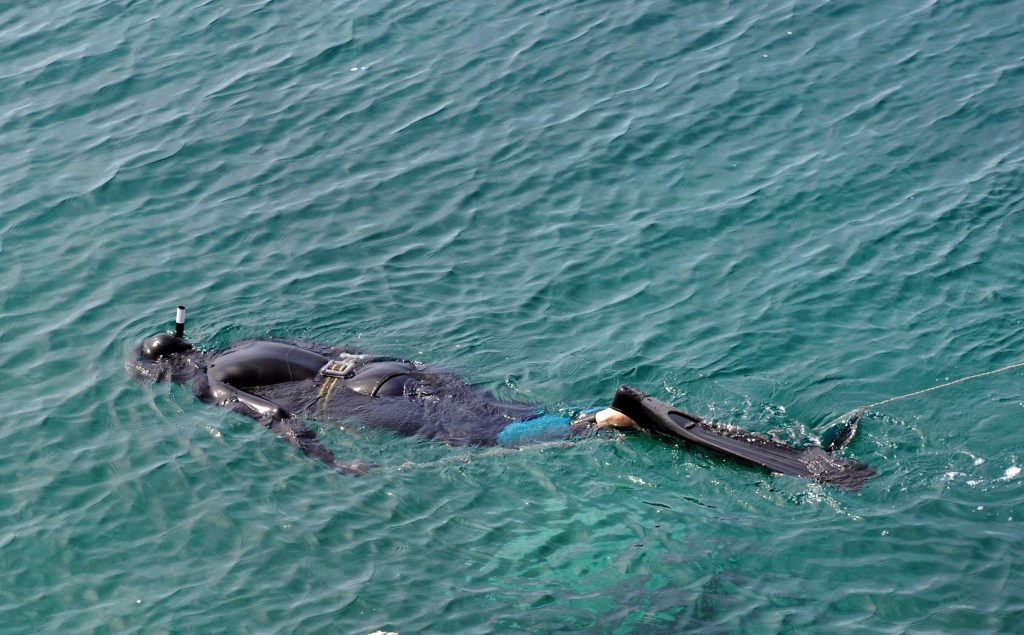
<box><xmin>156</xmin><ymin>339</ymin><xmax>571</xmax><ymax>473</ymax></box>
<box><xmin>135</xmin><ymin>333</ymin><xmax>872</xmax><ymax>488</ymax></box>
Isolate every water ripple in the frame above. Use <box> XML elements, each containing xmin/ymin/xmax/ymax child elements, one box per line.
<box><xmin>3</xmin><ymin>0</ymin><xmax>1024</xmax><ymax>631</ymax></box>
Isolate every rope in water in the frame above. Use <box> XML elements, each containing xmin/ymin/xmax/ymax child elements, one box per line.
<box><xmin>835</xmin><ymin>358</ymin><xmax>1024</xmax><ymax>423</ymax></box>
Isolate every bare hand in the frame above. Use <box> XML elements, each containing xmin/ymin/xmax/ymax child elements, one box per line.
<box><xmin>335</xmin><ymin>460</ymin><xmax>371</xmax><ymax>476</ymax></box>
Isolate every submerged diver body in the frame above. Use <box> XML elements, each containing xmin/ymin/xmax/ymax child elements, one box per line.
<box><xmin>133</xmin><ymin>309</ymin><xmax>873</xmax><ymax>488</ymax></box>
<box><xmin>134</xmin><ymin>331</ymin><xmax>628</xmax><ymax>475</ymax></box>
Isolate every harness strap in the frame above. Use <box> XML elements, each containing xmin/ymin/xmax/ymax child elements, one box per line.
<box><xmin>319</xmin><ymin>355</ymin><xmax>371</xmax><ymax>378</ymax></box>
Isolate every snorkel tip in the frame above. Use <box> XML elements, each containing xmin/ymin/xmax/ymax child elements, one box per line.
<box><xmin>175</xmin><ymin>305</ymin><xmax>186</xmax><ymax>338</ymax></box>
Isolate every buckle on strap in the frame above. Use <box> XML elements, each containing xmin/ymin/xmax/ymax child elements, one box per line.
<box><xmin>320</xmin><ymin>355</ymin><xmax>370</xmax><ymax>379</ymax></box>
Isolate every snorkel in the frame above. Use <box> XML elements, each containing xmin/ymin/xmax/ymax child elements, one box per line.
<box><xmin>131</xmin><ymin>305</ymin><xmax>201</xmax><ymax>383</ymax></box>
<box><xmin>175</xmin><ymin>305</ymin><xmax>186</xmax><ymax>338</ymax></box>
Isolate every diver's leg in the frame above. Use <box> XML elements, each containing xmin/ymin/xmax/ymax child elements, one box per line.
<box><xmin>496</xmin><ymin>407</ymin><xmax>638</xmax><ymax>447</ymax></box>
<box><xmin>595</xmin><ymin>408</ymin><xmax>636</xmax><ymax>428</ymax></box>
<box><xmin>568</xmin><ymin>408</ymin><xmax>636</xmax><ymax>433</ymax></box>
<box><xmin>496</xmin><ymin>414</ymin><xmax>573</xmax><ymax>447</ymax></box>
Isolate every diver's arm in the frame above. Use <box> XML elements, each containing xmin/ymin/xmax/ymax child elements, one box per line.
<box><xmin>196</xmin><ymin>377</ymin><xmax>365</xmax><ymax>475</ymax></box>
<box><xmin>197</xmin><ymin>376</ymin><xmax>291</xmax><ymax>419</ymax></box>
<box><xmin>227</xmin><ymin>385</ymin><xmax>367</xmax><ymax>475</ymax></box>
<box><xmin>264</xmin><ymin>417</ymin><xmax>367</xmax><ymax>476</ymax></box>
<box><xmin>227</xmin><ymin>385</ymin><xmax>291</xmax><ymax>420</ymax></box>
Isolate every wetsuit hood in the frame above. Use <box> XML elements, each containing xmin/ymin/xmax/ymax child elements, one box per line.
<box><xmin>141</xmin><ymin>333</ymin><xmax>193</xmax><ymax>360</ymax></box>
<box><xmin>132</xmin><ymin>333</ymin><xmax>202</xmax><ymax>383</ymax></box>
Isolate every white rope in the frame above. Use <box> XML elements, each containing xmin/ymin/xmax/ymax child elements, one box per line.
<box><xmin>836</xmin><ymin>359</ymin><xmax>1024</xmax><ymax>422</ymax></box>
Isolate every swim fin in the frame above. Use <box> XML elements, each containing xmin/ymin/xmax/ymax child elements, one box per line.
<box><xmin>610</xmin><ymin>385</ymin><xmax>875</xmax><ymax>490</ymax></box>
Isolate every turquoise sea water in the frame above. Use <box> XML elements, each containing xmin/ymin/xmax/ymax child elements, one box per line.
<box><xmin>3</xmin><ymin>0</ymin><xmax>1023</xmax><ymax>632</ymax></box>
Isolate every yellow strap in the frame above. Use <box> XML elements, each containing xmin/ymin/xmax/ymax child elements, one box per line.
<box><xmin>318</xmin><ymin>361</ymin><xmax>341</xmax><ymax>399</ymax></box>
<box><xmin>323</xmin><ymin>375</ymin><xmax>340</xmax><ymax>404</ymax></box>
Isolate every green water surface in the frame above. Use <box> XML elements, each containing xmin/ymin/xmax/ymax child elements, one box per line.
<box><xmin>2</xmin><ymin>0</ymin><xmax>1023</xmax><ymax>632</ymax></box>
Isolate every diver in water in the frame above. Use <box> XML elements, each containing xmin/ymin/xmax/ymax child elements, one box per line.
<box><xmin>132</xmin><ymin>308</ymin><xmax>873</xmax><ymax>489</ymax></box>
<box><xmin>133</xmin><ymin>309</ymin><xmax>635</xmax><ymax>475</ymax></box>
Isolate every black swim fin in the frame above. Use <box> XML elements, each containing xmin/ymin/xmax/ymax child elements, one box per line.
<box><xmin>611</xmin><ymin>385</ymin><xmax>875</xmax><ymax>491</ymax></box>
